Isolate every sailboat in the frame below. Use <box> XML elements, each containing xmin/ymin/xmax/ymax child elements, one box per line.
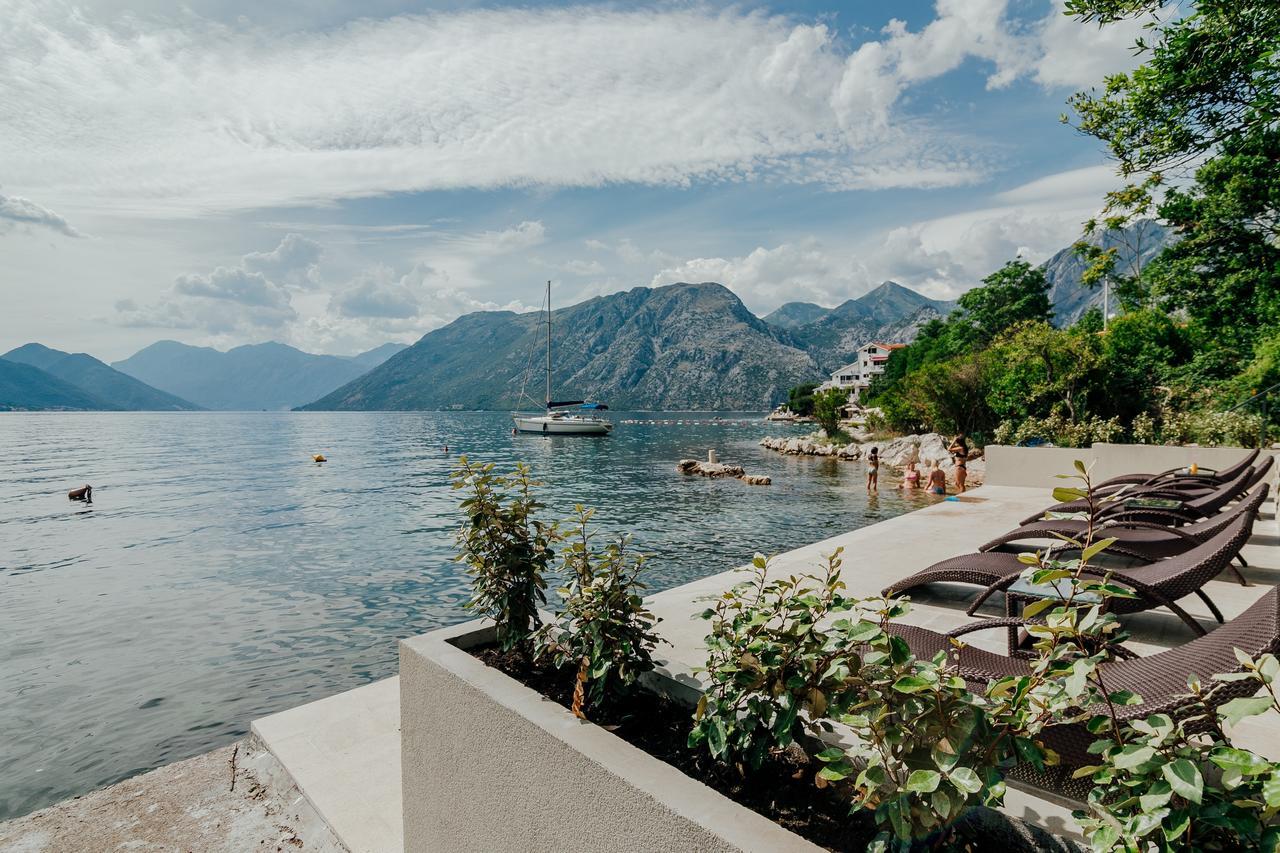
<box><xmin>512</xmin><ymin>281</ymin><xmax>613</xmax><ymax>436</ymax></box>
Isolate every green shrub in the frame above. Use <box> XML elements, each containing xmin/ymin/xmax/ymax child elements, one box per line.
<box><xmin>689</xmin><ymin>550</ymin><xmax>862</xmax><ymax>770</ymax></box>
<box><xmin>451</xmin><ymin>457</ymin><xmax>557</xmax><ymax>654</ymax></box>
<box><xmin>535</xmin><ymin>505</ymin><xmax>661</xmax><ymax>718</ymax></box>
<box><xmin>992</xmin><ymin>413</ymin><xmax>1123</xmax><ymax>447</ymax></box>
<box><xmin>690</xmin><ymin>550</ymin><xmax>1018</xmax><ymax>849</ymax></box>
<box><xmin>813</xmin><ymin>387</ymin><xmax>849</xmax><ymax>438</ymax></box>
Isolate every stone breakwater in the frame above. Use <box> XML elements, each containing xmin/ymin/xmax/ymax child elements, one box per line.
<box><xmin>676</xmin><ymin>459</ymin><xmax>771</xmax><ymax>485</ymax></box>
<box><xmin>760</xmin><ymin>433</ymin><xmax>985</xmax><ymax>481</ymax></box>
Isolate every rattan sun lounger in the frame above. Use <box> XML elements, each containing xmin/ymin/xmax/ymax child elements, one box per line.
<box><xmin>883</xmin><ymin>513</ymin><xmax>1255</xmax><ymax>635</ymax></box>
<box><xmin>980</xmin><ymin>485</ymin><xmax>1268</xmax><ymax>572</ymax></box>
<box><xmin>1093</xmin><ymin>448</ymin><xmax>1259</xmax><ymax>491</ymax></box>
<box><xmin>889</xmin><ymin>586</ymin><xmax>1280</xmax><ymax>800</ymax></box>
<box><xmin>1021</xmin><ymin>459</ymin><xmax>1269</xmax><ymax>525</ymax></box>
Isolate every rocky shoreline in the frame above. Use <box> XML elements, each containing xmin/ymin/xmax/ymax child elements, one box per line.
<box><xmin>760</xmin><ymin>432</ymin><xmax>986</xmax><ymax>483</ymax></box>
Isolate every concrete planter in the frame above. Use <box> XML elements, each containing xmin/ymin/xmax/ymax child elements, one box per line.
<box><xmin>399</xmin><ymin>620</ymin><xmax>822</xmax><ymax>853</ymax></box>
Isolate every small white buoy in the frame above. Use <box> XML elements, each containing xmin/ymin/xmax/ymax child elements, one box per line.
<box><xmin>708</xmin><ymin>449</ymin><xmax>718</xmax><ymax>464</ymax></box>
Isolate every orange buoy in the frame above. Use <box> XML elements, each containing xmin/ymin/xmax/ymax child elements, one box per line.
<box><xmin>313</xmin><ymin>454</ymin><xmax>327</xmax><ymax>463</ymax></box>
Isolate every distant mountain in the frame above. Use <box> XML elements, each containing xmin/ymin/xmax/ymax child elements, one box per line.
<box><xmin>113</xmin><ymin>341</ymin><xmax>378</xmax><ymax>410</ymax></box>
<box><xmin>301</xmin><ymin>282</ymin><xmax>819</xmax><ymax>411</ymax></box>
<box><xmin>1044</xmin><ymin>220</ymin><xmax>1173</xmax><ymax>326</ymax></box>
<box><xmin>788</xmin><ymin>282</ymin><xmax>956</xmax><ymax>373</ymax></box>
<box><xmin>2</xmin><ymin>343</ymin><xmax>199</xmax><ymax>410</ymax></box>
<box><xmin>0</xmin><ymin>359</ymin><xmax>116</xmax><ymax>411</ymax></box>
<box><xmin>346</xmin><ymin>342</ymin><xmax>409</xmax><ymax>370</ymax></box>
<box><xmin>762</xmin><ymin>302</ymin><xmax>830</xmax><ymax>329</ymax></box>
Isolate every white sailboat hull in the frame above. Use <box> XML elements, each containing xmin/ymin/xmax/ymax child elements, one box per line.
<box><xmin>513</xmin><ymin>414</ymin><xmax>613</xmax><ymax>435</ymax></box>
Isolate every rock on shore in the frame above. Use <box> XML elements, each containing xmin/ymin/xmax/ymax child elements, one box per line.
<box><xmin>676</xmin><ymin>459</ymin><xmax>771</xmax><ymax>485</ymax></box>
<box><xmin>760</xmin><ymin>432</ymin><xmax>985</xmax><ymax>481</ymax></box>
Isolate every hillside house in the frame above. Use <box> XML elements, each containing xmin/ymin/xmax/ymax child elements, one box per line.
<box><xmin>818</xmin><ymin>341</ymin><xmax>906</xmax><ymax>400</ymax></box>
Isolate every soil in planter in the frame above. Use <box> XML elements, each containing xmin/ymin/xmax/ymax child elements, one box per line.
<box><xmin>472</xmin><ymin>647</ymin><xmax>1064</xmax><ymax>852</ymax></box>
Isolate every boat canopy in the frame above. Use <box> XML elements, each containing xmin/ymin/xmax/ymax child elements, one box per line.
<box><xmin>546</xmin><ymin>400</ymin><xmax>609</xmax><ymax>410</ymax></box>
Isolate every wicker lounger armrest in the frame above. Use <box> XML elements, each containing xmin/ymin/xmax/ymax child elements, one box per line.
<box><xmin>942</xmin><ymin>619</ymin><xmax>1141</xmax><ymax>661</ymax></box>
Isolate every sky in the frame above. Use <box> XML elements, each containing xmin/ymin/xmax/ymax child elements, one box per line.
<box><xmin>0</xmin><ymin>0</ymin><xmax>1156</xmax><ymax>361</ymax></box>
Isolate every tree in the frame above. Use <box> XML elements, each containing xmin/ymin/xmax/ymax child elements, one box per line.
<box><xmin>1098</xmin><ymin>309</ymin><xmax>1190</xmax><ymax>421</ymax></box>
<box><xmin>812</xmin><ymin>387</ymin><xmax>848</xmax><ymax>438</ymax></box>
<box><xmin>786</xmin><ymin>382</ymin><xmax>820</xmax><ymax>416</ymax></box>
<box><xmin>985</xmin><ymin>322</ymin><xmax>1102</xmax><ymax>425</ymax></box>
<box><xmin>951</xmin><ymin>261</ymin><xmax>1052</xmax><ymax>347</ymax></box>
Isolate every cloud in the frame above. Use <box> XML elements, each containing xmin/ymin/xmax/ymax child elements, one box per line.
<box><xmin>650</xmin><ymin>162</ymin><xmax>1121</xmax><ymax>310</ymax></box>
<box><xmin>1034</xmin><ymin>10</ymin><xmax>1152</xmax><ymax>89</ymax></box>
<box><xmin>0</xmin><ymin>2</ymin><xmax>1148</xmax><ymax>215</ymax></box>
<box><xmin>117</xmin><ymin>233</ymin><xmax>312</xmax><ymax>333</ymax></box>
<box><xmin>331</xmin><ymin>264</ymin><xmax>426</xmax><ymax>320</ymax></box>
<box><xmin>241</xmin><ymin>233</ymin><xmax>322</xmax><ymax>287</ymax></box>
<box><xmin>0</xmin><ymin>192</ymin><xmax>84</xmax><ymax>237</ymax></box>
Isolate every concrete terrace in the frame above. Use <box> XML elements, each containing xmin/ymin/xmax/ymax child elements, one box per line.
<box><xmin>245</xmin><ymin>443</ymin><xmax>1280</xmax><ymax>852</ymax></box>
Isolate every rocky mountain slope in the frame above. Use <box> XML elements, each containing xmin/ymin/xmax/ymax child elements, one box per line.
<box><xmin>113</xmin><ymin>341</ymin><xmax>401</xmax><ymax>410</ymax></box>
<box><xmin>761</xmin><ymin>302</ymin><xmax>830</xmax><ymax>329</ymax></box>
<box><xmin>1043</xmin><ymin>220</ymin><xmax>1172</xmax><ymax>326</ymax></box>
<box><xmin>788</xmin><ymin>282</ymin><xmax>956</xmax><ymax>373</ymax></box>
<box><xmin>302</xmin><ymin>282</ymin><xmax>820</xmax><ymax>411</ymax></box>
<box><xmin>2</xmin><ymin>343</ymin><xmax>199</xmax><ymax>410</ymax></box>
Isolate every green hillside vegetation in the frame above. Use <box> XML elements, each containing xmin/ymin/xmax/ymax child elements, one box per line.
<box><xmin>866</xmin><ymin>0</ymin><xmax>1280</xmax><ymax>448</ymax></box>
<box><xmin>3</xmin><ymin>343</ymin><xmax>200</xmax><ymax>411</ymax></box>
<box><xmin>0</xmin><ymin>359</ymin><xmax>117</xmax><ymax>411</ymax></box>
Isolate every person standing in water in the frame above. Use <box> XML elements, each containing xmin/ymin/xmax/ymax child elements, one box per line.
<box><xmin>866</xmin><ymin>447</ymin><xmax>879</xmax><ymax>492</ymax></box>
<box><xmin>926</xmin><ymin>460</ymin><xmax>947</xmax><ymax>495</ymax></box>
<box><xmin>901</xmin><ymin>459</ymin><xmax>920</xmax><ymax>489</ymax></box>
<box><xmin>948</xmin><ymin>433</ymin><xmax>969</xmax><ymax>493</ymax></box>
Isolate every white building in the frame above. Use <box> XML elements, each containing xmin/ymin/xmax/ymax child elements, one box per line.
<box><xmin>818</xmin><ymin>341</ymin><xmax>906</xmax><ymax>400</ymax></box>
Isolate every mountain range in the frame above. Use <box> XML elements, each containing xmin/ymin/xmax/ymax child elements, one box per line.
<box><xmin>112</xmin><ymin>341</ymin><xmax>406</xmax><ymax>410</ymax></box>
<box><xmin>1</xmin><ymin>343</ymin><xmax>200</xmax><ymax>411</ymax></box>
<box><xmin>4</xmin><ymin>224</ymin><xmax>1170</xmax><ymax>412</ymax></box>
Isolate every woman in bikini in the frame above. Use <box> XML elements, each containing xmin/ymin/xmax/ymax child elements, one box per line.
<box><xmin>866</xmin><ymin>447</ymin><xmax>879</xmax><ymax>492</ymax></box>
<box><xmin>901</xmin><ymin>459</ymin><xmax>920</xmax><ymax>489</ymax></box>
<box><xmin>948</xmin><ymin>432</ymin><xmax>969</xmax><ymax>493</ymax></box>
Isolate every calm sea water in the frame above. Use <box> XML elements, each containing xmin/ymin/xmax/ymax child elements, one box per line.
<box><xmin>0</xmin><ymin>411</ymin><xmax>933</xmax><ymax>820</ymax></box>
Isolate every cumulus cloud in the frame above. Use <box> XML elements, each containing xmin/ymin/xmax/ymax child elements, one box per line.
<box><xmin>0</xmin><ymin>2</ymin><xmax>1148</xmax><ymax>215</ymax></box>
<box><xmin>116</xmin><ymin>233</ymin><xmax>317</xmax><ymax>334</ymax></box>
<box><xmin>0</xmin><ymin>192</ymin><xmax>84</xmax><ymax>237</ymax></box>
<box><xmin>241</xmin><ymin>233</ymin><xmax>322</xmax><ymax>287</ymax></box>
<box><xmin>651</xmin><ymin>163</ymin><xmax>1119</xmax><ymax>310</ymax></box>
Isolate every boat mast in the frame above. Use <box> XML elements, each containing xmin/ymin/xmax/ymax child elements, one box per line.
<box><xmin>545</xmin><ymin>280</ymin><xmax>552</xmax><ymax>408</ymax></box>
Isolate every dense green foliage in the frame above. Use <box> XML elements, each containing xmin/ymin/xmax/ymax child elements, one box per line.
<box><xmin>535</xmin><ymin>505</ymin><xmax>660</xmax><ymax>718</ymax></box>
<box><xmin>452</xmin><ymin>457</ymin><xmax>556</xmax><ymax>653</ymax></box>
<box><xmin>866</xmin><ymin>0</ymin><xmax>1280</xmax><ymax>446</ymax></box>
<box><xmin>785</xmin><ymin>382</ymin><xmax>820</xmax><ymax>416</ymax></box>
<box><xmin>812</xmin><ymin>387</ymin><xmax>848</xmax><ymax>437</ymax></box>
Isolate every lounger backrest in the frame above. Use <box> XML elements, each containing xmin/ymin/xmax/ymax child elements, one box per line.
<box><xmin>1188</xmin><ymin>466</ymin><xmax>1255</xmax><ymax>513</ymax></box>
<box><xmin>1244</xmin><ymin>454</ymin><xmax>1275</xmax><ymax>490</ymax></box>
<box><xmin>1211</xmin><ymin>448</ymin><xmax>1260</xmax><ymax>482</ymax></box>
<box><xmin>1106</xmin><ymin>586</ymin><xmax>1280</xmax><ymax>719</ymax></box>
<box><xmin>1139</xmin><ymin>512</ymin><xmax>1253</xmax><ymax>590</ymax></box>
<box><xmin>1185</xmin><ymin>483</ymin><xmax>1270</xmax><ymax>539</ymax></box>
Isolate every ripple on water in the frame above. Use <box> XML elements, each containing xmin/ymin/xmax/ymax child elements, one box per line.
<box><xmin>0</xmin><ymin>410</ymin><xmax>932</xmax><ymax>820</ymax></box>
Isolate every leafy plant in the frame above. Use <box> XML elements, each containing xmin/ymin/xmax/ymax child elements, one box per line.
<box><xmin>535</xmin><ymin>505</ymin><xmax>661</xmax><ymax>718</ymax></box>
<box><xmin>815</xmin><ymin>597</ymin><xmax>1015</xmax><ymax>851</ymax></box>
<box><xmin>690</xmin><ymin>550</ymin><xmax>862</xmax><ymax>770</ymax></box>
<box><xmin>691</xmin><ymin>550</ymin><xmax>1018</xmax><ymax>849</ymax></box>
<box><xmin>813</xmin><ymin>387</ymin><xmax>849</xmax><ymax>438</ymax></box>
<box><xmin>451</xmin><ymin>456</ymin><xmax>557</xmax><ymax>654</ymax></box>
<box><xmin>1072</xmin><ymin>655</ymin><xmax>1280</xmax><ymax>851</ymax></box>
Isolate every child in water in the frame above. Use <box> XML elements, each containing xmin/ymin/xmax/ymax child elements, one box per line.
<box><xmin>866</xmin><ymin>447</ymin><xmax>879</xmax><ymax>492</ymax></box>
